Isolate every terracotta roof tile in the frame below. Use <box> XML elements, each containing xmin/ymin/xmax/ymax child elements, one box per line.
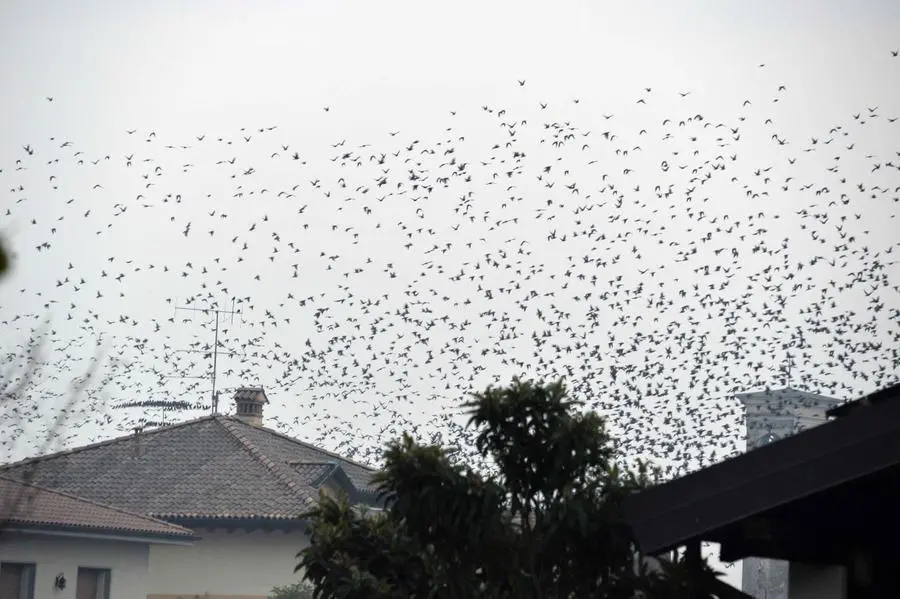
<box><xmin>288</xmin><ymin>461</ymin><xmax>336</xmax><ymax>486</ymax></box>
<box><xmin>0</xmin><ymin>415</ymin><xmax>379</xmax><ymax>522</ymax></box>
<box><xmin>228</xmin><ymin>418</ymin><xmax>378</xmax><ymax>492</ymax></box>
<box><xmin>0</xmin><ymin>474</ymin><xmax>195</xmax><ymax>540</ymax></box>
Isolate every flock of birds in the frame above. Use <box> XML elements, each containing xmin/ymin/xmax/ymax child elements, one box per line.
<box><xmin>2</xmin><ymin>56</ymin><xmax>899</xmax><ymax>478</ymax></box>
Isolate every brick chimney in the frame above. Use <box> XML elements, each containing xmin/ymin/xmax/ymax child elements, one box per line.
<box><xmin>233</xmin><ymin>387</ymin><xmax>268</xmax><ymax>426</ymax></box>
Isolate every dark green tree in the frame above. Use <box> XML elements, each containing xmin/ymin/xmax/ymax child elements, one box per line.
<box><xmin>297</xmin><ymin>378</ymin><xmax>726</xmax><ymax>598</ymax></box>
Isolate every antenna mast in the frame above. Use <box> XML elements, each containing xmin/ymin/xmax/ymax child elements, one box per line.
<box><xmin>174</xmin><ymin>299</ymin><xmax>241</xmax><ymax>414</ymax></box>
<box><xmin>784</xmin><ymin>351</ymin><xmax>793</xmax><ymax>387</ymax></box>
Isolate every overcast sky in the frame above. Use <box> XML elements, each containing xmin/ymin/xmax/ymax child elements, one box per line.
<box><xmin>2</xmin><ymin>0</ymin><xmax>899</xmax><ymax>453</ymax></box>
<box><xmin>0</xmin><ymin>0</ymin><xmax>900</xmax><ymax>592</ymax></box>
<box><xmin>2</xmin><ymin>0</ymin><xmax>898</xmax><ymax>441</ymax></box>
<box><xmin>2</xmin><ymin>0</ymin><xmax>900</xmax><ymax>585</ymax></box>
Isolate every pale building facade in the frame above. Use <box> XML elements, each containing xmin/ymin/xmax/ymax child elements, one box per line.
<box><xmin>1</xmin><ymin>387</ymin><xmax>379</xmax><ymax>599</ymax></box>
<box><xmin>736</xmin><ymin>387</ymin><xmax>843</xmax><ymax>599</ymax></box>
<box><xmin>146</xmin><ymin>530</ymin><xmax>309</xmax><ymax>599</ymax></box>
<box><xmin>0</xmin><ymin>474</ymin><xmax>195</xmax><ymax>599</ymax></box>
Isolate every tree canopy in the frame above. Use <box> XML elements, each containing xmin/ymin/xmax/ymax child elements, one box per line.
<box><xmin>297</xmin><ymin>378</ymin><xmax>726</xmax><ymax>598</ymax></box>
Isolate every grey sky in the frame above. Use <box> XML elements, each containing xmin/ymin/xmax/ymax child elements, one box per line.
<box><xmin>1</xmin><ymin>0</ymin><xmax>898</xmax><ymax>434</ymax></box>
<box><xmin>2</xmin><ymin>0</ymin><xmax>898</xmax><ymax>444</ymax></box>
<box><xmin>2</xmin><ymin>0</ymin><xmax>900</xmax><ymax>585</ymax></box>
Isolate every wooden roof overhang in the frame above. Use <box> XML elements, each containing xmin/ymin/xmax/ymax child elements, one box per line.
<box><xmin>623</xmin><ymin>383</ymin><xmax>900</xmax><ymax>565</ymax></box>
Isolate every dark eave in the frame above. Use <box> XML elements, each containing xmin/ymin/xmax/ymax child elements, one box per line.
<box><xmin>624</xmin><ymin>383</ymin><xmax>900</xmax><ymax>555</ymax></box>
<box><xmin>826</xmin><ymin>381</ymin><xmax>900</xmax><ymax>419</ymax></box>
<box><xmin>161</xmin><ymin>515</ymin><xmax>308</xmax><ymax>533</ymax></box>
<box><xmin>5</xmin><ymin>521</ymin><xmax>198</xmax><ymax>543</ymax></box>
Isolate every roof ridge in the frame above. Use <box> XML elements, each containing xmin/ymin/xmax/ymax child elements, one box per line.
<box><xmin>305</xmin><ymin>462</ymin><xmax>341</xmax><ymax>488</ymax></box>
<box><xmin>287</xmin><ymin>459</ymin><xmax>379</xmax><ymax>497</ymax></box>
<box><xmin>0</xmin><ymin>414</ymin><xmax>219</xmax><ymax>471</ymax></box>
<box><xmin>0</xmin><ymin>473</ymin><xmax>193</xmax><ymax>535</ymax></box>
<box><xmin>782</xmin><ymin>385</ymin><xmax>844</xmax><ymax>399</ymax></box>
<box><xmin>221</xmin><ymin>415</ymin><xmax>377</xmax><ymax>472</ymax></box>
<box><xmin>735</xmin><ymin>386</ymin><xmax>844</xmax><ymax>401</ymax></box>
<box><xmin>216</xmin><ymin>418</ymin><xmax>316</xmax><ymax>509</ymax></box>
<box><xmin>1</xmin><ymin>413</ymin><xmax>376</xmax><ymax>477</ymax></box>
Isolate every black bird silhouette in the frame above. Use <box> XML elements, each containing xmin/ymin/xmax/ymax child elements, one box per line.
<box><xmin>2</xmin><ymin>55</ymin><xmax>898</xmax><ymax>479</ymax></box>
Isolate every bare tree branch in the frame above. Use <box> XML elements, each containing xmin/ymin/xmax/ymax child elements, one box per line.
<box><xmin>0</xmin><ymin>325</ymin><xmax>106</xmax><ymax>535</ymax></box>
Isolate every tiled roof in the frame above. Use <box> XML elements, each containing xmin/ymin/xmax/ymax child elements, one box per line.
<box><xmin>0</xmin><ymin>415</ymin><xmax>379</xmax><ymax>523</ymax></box>
<box><xmin>0</xmin><ymin>474</ymin><xmax>195</xmax><ymax>540</ymax></box>
<box><xmin>286</xmin><ymin>461</ymin><xmax>375</xmax><ymax>503</ymax></box>
<box><xmin>289</xmin><ymin>461</ymin><xmax>339</xmax><ymax>486</ymax></box>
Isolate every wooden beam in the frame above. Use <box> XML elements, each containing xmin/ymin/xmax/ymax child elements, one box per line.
<box><xmin>719</xmin><ymin>535</ymin><xmax>847</xmax><ymax>565</ymax></box>
<box><xmin>625</xmin><ymin>394</ymin><xmax>900</xmax><ymax>554</ymax></box>
<box><xmin>684</xmin><ymin>539</ymin><xmax>703</xmax><ymax>597</ymax></box>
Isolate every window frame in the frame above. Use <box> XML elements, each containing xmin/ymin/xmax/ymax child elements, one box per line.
<box><xmin>0</xmin><ymin>561</ymin><xmax>36</xmax><ymax>599</ymax></box>
<box><xmin>76</xmin><ymin>566</ymin><xmax>111</xmax><ymax>599</ymax></box>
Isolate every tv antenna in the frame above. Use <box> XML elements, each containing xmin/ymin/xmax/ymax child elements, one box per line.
<box><xmin>172</xmin><ymin>298</ymin><xmax>242</xmax><ymax>414</ymax></box>
<box><xmin>782</xmin><ymin>351</ymin><xmax>794</xmax><ymax>387</ymax></box>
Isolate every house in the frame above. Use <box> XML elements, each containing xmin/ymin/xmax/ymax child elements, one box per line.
<box><xmin>1</xmin><ymin>387</ymin><xmax>382</xmax><ymax>599</ymax></box>
<box><xmin>735</xmin><ymin>386</ymin><xmax>843</xmax><ymax>598</ymax></box>
<box><xmin>623</xmin><ymin>381</ymin><xmax>900</xmax><ymax>599</ymax></box>
<box><xmin>737</xmin><ymin>386</ymin><xmax>843</xmax><ymax>449</ymax></box>
<box><xmin>0</xmin><ymin>474</ymin><xmax>195</xmax><ymax>599</ymax></box>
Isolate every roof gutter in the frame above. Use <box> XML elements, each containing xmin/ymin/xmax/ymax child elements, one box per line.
<box><xmin>162</xmin><ymin>516</ymin><xmax>309</xmax><ymax>532</ymax></box>
<box><xmin>3</xmin><ymin>525</ymin><xmax>198</xmax><ymax>545</ymax></box>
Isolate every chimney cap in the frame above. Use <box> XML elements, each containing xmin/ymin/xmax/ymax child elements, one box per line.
<box><xmin>233</xmin><ymin>387</ymin><xmax>268</xmax><ymax>426</ymax></box>
<box><xmin>233</xmin><ymin>386</ymin><xmax>268</xmax><ymax>404</ymax></box>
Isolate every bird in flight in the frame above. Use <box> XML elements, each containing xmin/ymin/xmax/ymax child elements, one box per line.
<box><xmin>4</xmin><ymin>56</ymin><xmax>899</xmax><ymax>484</ymax></box>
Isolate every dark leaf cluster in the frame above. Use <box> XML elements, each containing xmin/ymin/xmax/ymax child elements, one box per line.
<box><xmin>298</xmin><ymin>378</ymin><xmax>726</xmax><ymax>599</ymax></box>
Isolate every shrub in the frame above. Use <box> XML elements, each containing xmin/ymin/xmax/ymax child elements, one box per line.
<box><xmin>269</xmin><ymin>581</ymin><xmax>315</xmax><ymax>599</ymax></box>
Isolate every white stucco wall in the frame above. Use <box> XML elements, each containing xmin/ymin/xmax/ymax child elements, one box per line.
<box><xmin>148</xmin><ymin>528</ymin><xmax>308</xmax><ymax>598</ymax></box>
<box><xmin>0</xmin><ymin>531</ymin><xmax>151</xmax><ymax>599</ymax></box>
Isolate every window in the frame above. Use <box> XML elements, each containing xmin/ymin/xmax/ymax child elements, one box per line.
<box><xmin>76</xmin><ymin>568</ymin><xmax>110</xmax><ymax>599</ymax></box>
<box><xmin>0</xmin><ymin>562</ymin><xmax>35</xmax><ymax>599</ymax></box>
